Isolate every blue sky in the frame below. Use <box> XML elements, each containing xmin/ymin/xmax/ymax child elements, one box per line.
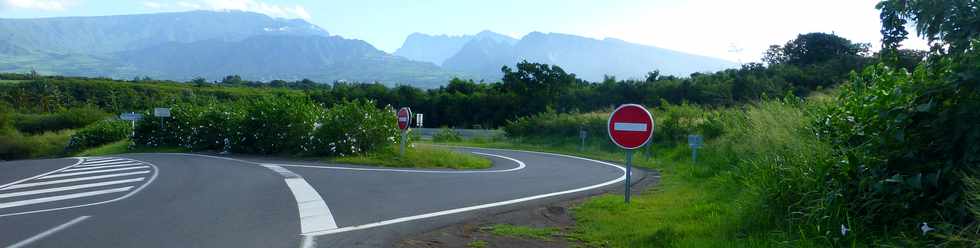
<box><xmin>0</xmin><ymin>0</ymin><xmax>929</xmax><ymax>63</ymax></box>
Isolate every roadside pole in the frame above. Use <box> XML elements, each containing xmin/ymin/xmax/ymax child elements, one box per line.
<box><xmin>154</xmin><ymin>108</ymin><xmax>171</xmax><ymax>132</ymax></box>
<box><xmin>607</xmin><ymin>104</ymin><xmax>654</xmax><ymax>204</ymax></box>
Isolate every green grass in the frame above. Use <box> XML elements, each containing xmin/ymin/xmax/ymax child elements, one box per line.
<box><xmin>74</xmin><ymin>139</ymin><xmax>190</xmax><ymax>156</ymax></box>
<box><xmin>430</xmin><ymin>138</ymin><xmax>821</xmax><ymax>247</ymax></box>
<box><xmin>466</xmin><ymin>240</ymin><xmax>488</xmax><ymax>248</ymax></box>
<box><xmin>489</xmin><ymin>224</ymin><xmax>562</xmax><ymax>241</ymax></box>
<box><xmin>330</xmin><ymin>144</ymin><xmax>492</xmax><ymax>169</ymax></box>
<box><xmin>0</xmin><ymin>80</ymin><xmax>23</xmax><ymax>84</ymax></box>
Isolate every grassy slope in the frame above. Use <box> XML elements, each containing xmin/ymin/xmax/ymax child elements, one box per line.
<box><xmin>430</xmin><ymin>138</ymin><xmax>819</xmax><ymax>247</ymax></box>
<box><xmin>331</xmin><ymin>144</ymin><xmax>492</xmax><ymax>169</ymax></box>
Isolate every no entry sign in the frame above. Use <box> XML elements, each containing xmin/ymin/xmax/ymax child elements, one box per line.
<box><xmin>397</xmin><ymin>107</ymin><xmax>412</xmax><ymax>130</ymax></box>
<box><xmin>607</xmin><ymin>104</ymin><xmax>654</xmax><ymax>149</ymax></box>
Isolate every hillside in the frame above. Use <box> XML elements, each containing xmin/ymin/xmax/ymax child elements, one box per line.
<box><xmin>0</xmin><ymin>11</ymin><xmax>460</xmax><ymax>87</ymax></box>
<box><xmin>394</xmin><ymin>30</ymin><xmax>516</xmax><ymax>66</ymax></box>
<box><xmin>441</xmin><ymin>32</ymin><xmax>737</xmax><ymax>81</ymax></box>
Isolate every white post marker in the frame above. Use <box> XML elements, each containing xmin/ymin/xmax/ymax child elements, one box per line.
<box><xmin>397</xmin><ymin>107</ymin><xmax>412</xmax><ymax>157</ymax></box>
<box><xmin>607</xmin><ymin>104</ymin><xmax>654</xmax><ymax>203</ymax></box>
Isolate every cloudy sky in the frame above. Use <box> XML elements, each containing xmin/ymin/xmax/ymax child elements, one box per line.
<box><xmin>0</xmin><ymin>0</ymin><xmax>929</xmax><ymax>63</ymax></box>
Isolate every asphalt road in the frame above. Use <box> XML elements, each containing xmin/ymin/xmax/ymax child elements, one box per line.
<box><xmin>0</xmin><ymin>147</ymin><xmax>636</xmax><ymax>248</ymax></box>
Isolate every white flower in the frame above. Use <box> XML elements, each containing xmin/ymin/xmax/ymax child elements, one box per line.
<box><xmin>920</xmin><ymin>222</ymin><xmax>934</xmax><ymax>235</ymax></box>
<box><xmin>840</xmin><ymin>224</ymin><xmax>849</xmax><ymax>236</ymax></box>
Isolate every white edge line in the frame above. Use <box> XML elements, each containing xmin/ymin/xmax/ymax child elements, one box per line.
<box><xmin>0</xmin><ymin>158</ymin><xmax>83</xmax><ymax>190</ymax></box>
<box><xmin>302</xmin><ymin>149</ymin><xmax>627</xmax><ymax>236</ymax></box>
<box><xmin>151</xmin><ymin>152</ymin><xmax>524</xmax><ymax>174</ymax></box>
<box><xmin>7</xmin><ymin>215</ymin><xmax>91</xmax><ymax>248</ymax></box>
<box><xmin>0</xmin><ymin>160</ymin><xmax>159</xmax><ymax>218</ymax></box>
<box><xmin>272</xmin><ymin>152</ymin><xmax>524</xmax><ymax>174</ymax></box>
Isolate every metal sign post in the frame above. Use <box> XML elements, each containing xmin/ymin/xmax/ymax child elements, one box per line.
<box><xmin>153</xmin><ymin>108</ymin><xmax>171</xmax><ymax>130</ymax></box>
<box><xmin>607</xmin><ymin>104</ymin><xmax>654</xmax><ymax>204</ymax></box>
<box><xmin>688</xmin><ymin>135</ymin><xmax>703</xmax><ymax>163</ymax></box>
<box><xmin>119</xmin><ymin>112</ymin><xmax>143</xmax><ymax>137</ymax></box>
<box><xmin>397</xmin><ymin>107</ymin><xmax>412</xmax><ymax>157</ymax></box>
<box><xmin>579</xmin><ymin>129</ymin><xmax>587</xmax><ymax>151</ymax></box>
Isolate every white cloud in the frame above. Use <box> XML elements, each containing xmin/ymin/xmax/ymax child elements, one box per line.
<box><xmin>142</xmin><ymin>1</ymin><xmax>164</xmax><ymax>9</ymax></box>
<box><xmin>176</xmin><ymin>1</ymin><xmax>201</xmax><ymax>9</ymax></box>
<box><xmin>201</xmin><ymin>0</ymin><xmax>311</xmax><ymax>20</ymax></box>
<box><xmin>3</xmin><ymin>0</ymin><xmax>76</xmax><ymax>11</ymax></box>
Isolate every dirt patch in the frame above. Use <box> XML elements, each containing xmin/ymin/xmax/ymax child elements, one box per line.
<box><xmin>398</xmin><ymin>168</ymin><xmax>660</xmax><ymax>248</ymax></box>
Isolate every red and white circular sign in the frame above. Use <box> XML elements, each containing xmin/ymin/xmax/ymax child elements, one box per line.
<box><xmin>607</xmin><ymin>104</ymin><xmax>654</xmax><ymax>149</ymax></box>
<box><xmin>397</xmin><ymin>107</ymin><xmax>412</xmax><ymax>130</ymax></box>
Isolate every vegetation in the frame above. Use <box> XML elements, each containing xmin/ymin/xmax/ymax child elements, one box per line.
<box><xmin>432</xmin><ymin>127</ymin><xmax>463</xmax><ymax>142</ymax></box>
<box><xmin>488</xmin><ymin>224</ymin><xmax>562</xmax><ymax>241</ymax></box>
<box><xmin>65</xmin><ymin>120</ymin><xmax>132</xmax><ymax>153</ymax></box>
<box><xmin>332</xmin><ymin>144</ymin><xmax>492</xmax><ymax>170</ymax></box>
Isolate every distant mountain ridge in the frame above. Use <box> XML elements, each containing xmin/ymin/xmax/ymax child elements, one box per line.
<box><xmin>393</xmin><ymin>30</ymin><xmax>516</xmax><ymax>66</ymax></box>
<box><xmin>0</xmin><ymin>11</ymin><xmax>459</xmax><ymax>87</ymax></box>
<box><xmin>398</xmin><ymin>31</ymin><xmax>737</xmax><ymax>82</ymax></box>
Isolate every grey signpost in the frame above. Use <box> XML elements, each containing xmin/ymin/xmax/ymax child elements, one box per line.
<box><xmin>579</xmin><ymin>128</ymin><xmax>587</xmax><ymax>151</ymax></box>
<box><xmin>688</xmin><ymin>134</ymin><xmax>703</xmax><ymax>163</ymax></box>
<box><xmin>154</xmin><ymin>108</ymin><xmax>171</xmax><ymax>130</ymax></box>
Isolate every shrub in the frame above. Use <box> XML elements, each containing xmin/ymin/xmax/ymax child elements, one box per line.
<box><xmin>503</xmin><ymin>111</ymin><xmax>606</xmax><ymax>139</ymax></box>
<box><xmin>0</xmin><ymin>130</ymin><xmax>74</xmax><ymax>160</ymax></box>
<box><xmin>309</xmin><ymin>100</ymin><xmax>397</xmax><ymax>156</ymax></box>
<box><xmin>12</xmin><ymin>106</ymin><xmax>108</xmax><ymax>134</ymax></box>
<box><xmin>233</xmin><ymin>97</ymin><xmax>320</xmax><ymax>154</ymax></box>
<box><xmin>66</xmin><ymin>120</ymin><xmax>132</xmax><ymax>153</ymax></box>
<box><xmin>432</xmin><ymin>127</ymin><xmax>462</xmax><ymax>142</ymax></box>
<box><xmin>814</xmin><ymin>62</ymin><xmax>980</xmax><ymax>240</ymax></box>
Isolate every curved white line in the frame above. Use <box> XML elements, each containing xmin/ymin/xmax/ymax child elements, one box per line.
<box><xmin>149</xmin><ymin>152</ymin><xmax>525</xmax><ymax>174</ymax></box>
<box><xmin>302</xmin><ymin>149</ymin><xmax>627</xmax><ymax>236</ymax></box>
<box><xmin>272</xmin><ymin>152</ymin><xmax>524</xmax><ymax>174</ymax></box>
<box><xmin>0</xmin><ymin>158</ymin><xmax>83</xmax><ymax>190</ymax></box>
<box><xmin>0</xmin><ymin>158</ymin><xmax>160</xmax><ymax>218</ymax></box>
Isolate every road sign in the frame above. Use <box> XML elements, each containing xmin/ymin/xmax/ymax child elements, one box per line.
<box><xmin>119</xmin><ymin>112</ymin><xmax>143</xmax><ymax>121</ymax></box>
<box><xmin>153</xmin><ymin>108</ymin><xmax>171</xmax><ymax>118</ymax></box>
<box><xmin>688</xmin><ymin>135</ymin><xmax>703</xmax><ymax>148</ymax></box>
<box><xmin>397</xmin><ymin>107</ymin><xmax>412</xmax><ymax>130</ymax></box>
<box><xmin>416</xmin><ymin>113</ymin><xmax>424</xmax><ymax>128</ymax></box>
<box><xmin>607</xmin><ymin>104</ymin><xmax>654</xmax><ymax>204</ymax></box>
<box><xmin>607</xmin><ymin>104</ymin><xmax>654</xmax><ymax>150</ymax></box>
<box><xmin>688</xmin><ymin>134</ymin><xmax>703</xmax><ymax>163</ymax></box>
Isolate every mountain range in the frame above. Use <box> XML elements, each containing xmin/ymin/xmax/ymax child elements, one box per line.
<box><xmin>0</xmin><ymin>10</ymin><xmax>735</xmax><ymax>87</ymax></box>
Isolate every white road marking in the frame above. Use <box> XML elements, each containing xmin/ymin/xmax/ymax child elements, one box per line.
<box><xmin>613</xmin><ymin>122</ymin><xmax>648</xmax><ymax>132</ymax></box>
<box><xmin>76</xmin><ymin>160</ymin><xmax>138</xmax><ymax>167</ymax></box>
<box><xmin>261</xmin><ymin>164</ymin><xmax>338</xmax><ymax>234</ymax></box>
<box><xmin>0</xmin><ymin>178</ymin><xmax>145</xmax><ymax>199</ymax></box>
<box><xmin>0</xmin><ymin>187</ymin><xmax>132</xmax><ymax>209</ymax></box>
<box><xmin>4</xmin><ymin>171</ymin><xmax>150</xmax><ymax>190</ymax></box>
<box><xmin>62</xmin><ymin>163</ymin><xmax>145</xmax><ymax>172</ymax></box>
<box><xmin>0</xmin><ymin>158</ymin><xmax>82</xmax><ymax>190</ymax></box>
<box><xmin>273</xmin><ymin>152</ymin><xmax>524</xmax><ymax>174</ymax></box>
<box><xmin>303</xmin><ymin>150</ymin><xmax>627</xmax><ymax>236</ymax></box>
<box><xmin>7</xmin><ymin>215</ymin><xmax>91</xmax><ymax>248</ymax></box>
<box><xmin>80</xmin><ymin>158</ymin><xmax>126</xmax><ymax>164</ymax></box>
<box><xmin>42</xmin><ymin>166</ymin><xmax>150</xmax><ymax>179</ymax></box>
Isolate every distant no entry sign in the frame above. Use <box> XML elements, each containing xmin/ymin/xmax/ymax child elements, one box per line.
<box><xmin>607</xmin><ymin>104</ymin><xmax>654</xmax><ymax>149</ymax></box>
<box><xmin>397</xmin><ymin>107</ymin><xmax>412</xmax><ymax>130</ymax></box>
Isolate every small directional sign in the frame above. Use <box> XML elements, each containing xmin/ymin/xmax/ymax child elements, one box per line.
<box><xmin>688</xmin><ymin>135</ymin><xmax>703</xmax><ymax>148</ymax></box>
<box><xmin>153</xmin><ymin>108</ymin><xmax>171</xmax><ymax>118</ymax></box>
<box><xmin>397</xmin><ymin>107</ymin><xmax>412</xmax><ymax>130</ymax></box>
<box><xmin>119</xmin><ymin>112</ymin><xmax>143</xmax><ymax>121</ymax></box>
<box><xmin>607</xmin><ymin>104</ymin><xmax>654</xmax><ymax>150</ymax></box>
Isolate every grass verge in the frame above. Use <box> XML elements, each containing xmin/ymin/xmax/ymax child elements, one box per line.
<box><xmin>330</xmin><ymin>144</ymin><xmax>492</xmax><ymax>169</ymax></box>
<box><xmin>488</xmin><ymin>224</ymin><xmax>562</xmax><ymax>241</ymax></box>
<box><xmin>429</xmin><ymin>139</ymin><xmax>819</xmax><ymax>247</ymax></box>
<box><xmin>74</xmin><ymin>139</ymin><xmax>190</xmax><ymax>156</ymax></box>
